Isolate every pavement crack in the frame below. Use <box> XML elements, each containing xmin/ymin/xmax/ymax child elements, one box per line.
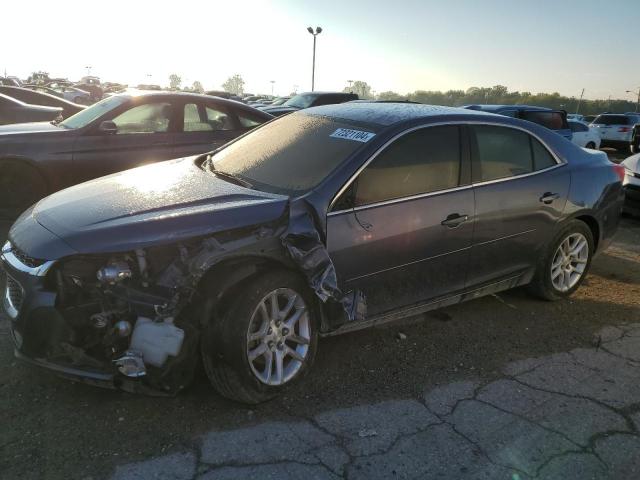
<box><xmin>506</xmin><ymin>375</ymin><xmax>637</xmax><ymax>436</ymax></box>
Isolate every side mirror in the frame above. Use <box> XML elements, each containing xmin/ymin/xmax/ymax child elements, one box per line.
<box><xmin>98</xmin><ymin>120</ymin><xmax>117</xmax><ymax>134</ymax></box>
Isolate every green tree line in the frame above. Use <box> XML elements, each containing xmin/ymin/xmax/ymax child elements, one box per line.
<box><xmin>375</xmin><ymin>85</ymin><xmax>638</xmax><ymax>115</ymax></box>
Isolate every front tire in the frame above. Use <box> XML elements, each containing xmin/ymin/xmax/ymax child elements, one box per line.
<box><xmin>201</xmin><ymin>270</ymin><xmax>318</xmax><ymax>404</ymax></box>
<box><xmin>585</xmin><ymin>141</ymin><xmax>596</xmax><ymax>149</ymax></box>
<box><xmin>528</xmin><ymin>220</ymin><xmax>594</xmax><ymax>301</ymax></box>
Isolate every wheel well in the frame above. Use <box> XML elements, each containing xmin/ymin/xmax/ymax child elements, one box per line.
<box><xmin>0</xmin><ymin>156</ymin><xmax>50</xmax><ymax>193</ymax></box>
<box><xmin>575</xmin><ymin>215</ymin><xmax>600</xmax><ymax>251</ymax></box>
<box><xmin>195</xmin><ymin>256</ymin><xmax>306</xmax><ymax>326</ymax></box>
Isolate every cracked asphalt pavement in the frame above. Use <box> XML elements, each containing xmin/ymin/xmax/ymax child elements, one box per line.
<box><xmin>1</xmin><ymin>216</ymin><xmax>639</xmax><ymax>480</ymax></box>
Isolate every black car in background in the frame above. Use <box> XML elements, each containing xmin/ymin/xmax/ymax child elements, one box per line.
<box><xmin>0</xmin><ymin>86</ymin><xmax>85</xmax><ymax>119</ymax></box>
<box><xmin>0</xmin><ymin>91</ymin><xmax>273</xmax><ymax>217</ymax></box>
<box><xmin>0</xmin><ymin>93</ymin><xmax>62</xmax><ymax>126</ymax></box>
<box><xmin>260</xmin><ymin>91</ymin><xmax>359</xmax><ymax>116</ymax></box>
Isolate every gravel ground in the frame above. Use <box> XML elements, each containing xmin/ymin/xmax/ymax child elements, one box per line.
<box><xmin>0</xmin><ymin>183</ymin><xmax>638</xmax><ymax>479</ymax></box>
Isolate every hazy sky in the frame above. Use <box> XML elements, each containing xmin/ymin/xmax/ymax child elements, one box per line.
<box><xmin>4</xmin><ymin>0</ymin><xmax>639</xmax><ymax>100</ymax></box>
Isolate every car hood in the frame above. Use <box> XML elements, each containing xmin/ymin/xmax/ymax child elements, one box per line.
<box><xmin>0</xmin><ymin>121</ymin><xmax>65</xmax><ymax>135</ymax></box>
<box><xmin>17</xmin><ymin>157</ymin><xmax>289</xmax><ymax>257</ymax></box>
<box><xmin>623</xmin><ymin>154</ymin><xmax>640</xmax><ymax>173</ymax></box>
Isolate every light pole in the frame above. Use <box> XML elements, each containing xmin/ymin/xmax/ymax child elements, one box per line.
<box><xmin>270</xmin><ymin>80</ymin><xmax>275</xmax><ymax>95</ymax></box>
<box><xmin>307</xmin><ymin>26</ymin><xmax>322</xmax><ymax>91</ymax></box>
<box><xmin>347</xmin><ymin>79</ymin><xmax>353</xmax><ymax>90</ymax></box>
<box><xmin>626</xmin><ymin>88</ymin><xmax>640</xmax><ymax>113</ymax></box>
<box><xmin>85</xmin><ymin>66</ymin><xmax>92</xmax><ymax>76</ymax></box>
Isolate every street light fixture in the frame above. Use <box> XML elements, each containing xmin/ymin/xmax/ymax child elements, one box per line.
<box><xmin>307</xmin><ymin>26</ymin><xmax>322</xmax><ymax>91</ymax></box>
<box><xmin>85</xmin><ymin>66</ymin><xmax>92</xmax><ymax>76</ymax></box>
<box><xmin>626</xmin><ymin>88</ymin><xmax>640</xmax><ymax>113</ymax></box>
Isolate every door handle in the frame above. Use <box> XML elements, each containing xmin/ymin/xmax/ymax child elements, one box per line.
<box><xmin>441</xmin><ymin>213</ymin><xmax>469</xmax><ymax>228</ymax></box>
<box><xmin>539</xmin><ymin>192</ymin><xmax>560</xmax><ymax>204</ymax></box>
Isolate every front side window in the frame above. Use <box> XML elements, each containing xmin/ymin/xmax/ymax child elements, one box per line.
<box><xmin>183</xmin><ymin>103</ymin><xmax>232</xmax><ymax>131</ymax></box>
<box><xmin>238</xmin><ymin>111</ymin><xmax>265</xmax><ymax>128</ymax></box>
<box><xmin>472</xmin><ymin>125</ymin><xmax>556</xmax><ymax>182</ymax></box>
<box><xmin>112</xmin><ymin>102</ymin><xmax>172</xmax><ymax>134</ymax></box>
<box><xmin>353</xmin><ymin>126</ymin><xmax>461</xmax><ymax>207</ymax></box>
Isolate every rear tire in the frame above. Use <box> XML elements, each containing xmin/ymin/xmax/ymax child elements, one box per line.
<box><xmin>201</xmin><ymin>270</ymin><xmax>318</xmax><ymax>404</ymax></box>
<box><xmin>528</xmin><ymin>220</ymin><xmax>594</xmax><ymax>301</ymax></box>
<box><xmin>631</xmin><ymin>138</ymin><xmax>640</xmax><ymax>154</ymax></box>
<box><xmin>585</xmin><ymin>141</ymin><xmax>596</xmax><ymax>149</ymax></box>
<box><xmin>0</xmin><ymin>159</ymin><xmax>47</xmax><ymax>219</ymax></box>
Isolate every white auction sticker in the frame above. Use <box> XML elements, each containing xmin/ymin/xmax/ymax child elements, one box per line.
<box><xmin>330</xmin><ymin>128</ymin><xmax>376</xmax><ymax>143</ymax></box>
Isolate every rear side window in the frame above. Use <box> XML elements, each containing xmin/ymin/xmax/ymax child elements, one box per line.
<box><xmin>521</xmin><ymin>111</ymin><xmax>567</xmax><ymax>130</ymax></box>
<box><xmin>238</xmin><ymin>111</ymin><xmax>266</xmax><ymax>129</ymax></box>
<box><xmin>354</xmin><ymin>126</ymin><xmax>460</xmax><ymax>206</ymax></box>
<box><xmin>569</xmin><ymin>121</ymin><xmax>589</xmax><ymax>133</ymax></box>
<box><xmin>593</xmin><ymin>115</ymin><xmax>630</xmax><ymax>126</ymax></box>
<box><xmin>472</xmin><ymin>126</ymin><xmax>556</xmax><ymax>182</ymax></box>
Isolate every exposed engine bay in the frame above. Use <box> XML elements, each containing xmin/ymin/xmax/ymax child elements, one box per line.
<box><xmin>29</xmin><ymin>244</ymin><xmax>200</xmax><ymax>395</ymax></box>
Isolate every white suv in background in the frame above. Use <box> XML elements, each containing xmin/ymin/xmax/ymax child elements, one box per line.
<box><xmin>568</xmin><ymin>120</ymin><xmax>601</xmax><ymax>149</ymax></box>
<box><xmin>590</xmin><ymin>113</ymin><xmax>640</xmax><ymax>152</ymax></box>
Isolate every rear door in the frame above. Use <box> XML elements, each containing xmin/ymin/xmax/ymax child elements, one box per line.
<box><xmin>326</xmin><ymin>124</ymin><xmax>474</xmax><ymax>317</ymax></box>
<box><xmin>465</xmin><ymin>124</ymin><xmax>570</xmax><ymax>288</ymax></box>
<box><xmin>72</xmin><ymin>98</ymin><xmax>177</xmax><ymax>183</ymax></box>
<box><xmin>172</xmin><ymin>100</ymin><xmax>243</xmax><ymax>158</ymax></box>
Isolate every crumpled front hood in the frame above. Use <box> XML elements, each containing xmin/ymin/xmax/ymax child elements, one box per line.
<box><xmin>29</xmin><ymin>157</ymin><xmax>289</xmax><ymax>255</ymax></box>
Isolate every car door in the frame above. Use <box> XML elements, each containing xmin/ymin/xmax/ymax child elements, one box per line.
<box><xmin>72</xmin><ymin>98</ymin><xmax>178</xmax><ymax>183</ymax></box>
<box><xmin>465</xmin><ymin>124</ymin><xmax>570</xmax><ymax>288</ymax></box>
<box><xmin>172</xmin><ymin>100</ymin><xmax>244</xmax><ymax>158</ymax></box>
<box><xmin>326</xmin><ymin>124</ymin><xmax>474</xmax><ymax>317</ymax></box>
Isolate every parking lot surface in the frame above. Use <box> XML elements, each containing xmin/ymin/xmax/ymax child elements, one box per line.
<box><xmin>1</xmin><ymin>215</ymin><xmax>639</xmax><ymax>480</ymax></box>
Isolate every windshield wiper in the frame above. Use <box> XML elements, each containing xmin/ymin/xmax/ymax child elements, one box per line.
<box><xmin>209</xmin><ymin>166</ymin><xmax>253</xmax><ymax>189</ymax></box>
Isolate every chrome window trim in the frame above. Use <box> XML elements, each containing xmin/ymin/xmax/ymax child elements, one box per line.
<box><xmin>327</xmin><ymin>120</ymin><xmax>565</xmax><ymax>216</ymax></box>
<box><xmin>1</xmin><ymin>241</ymin><xmax>56</xmax><ymax>277</ymax></box>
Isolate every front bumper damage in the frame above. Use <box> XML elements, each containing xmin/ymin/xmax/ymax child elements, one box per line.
<box><xmin>1</xmin><ymin>201</ymin><xmax>366</xmax><ymax>395</ymax></box>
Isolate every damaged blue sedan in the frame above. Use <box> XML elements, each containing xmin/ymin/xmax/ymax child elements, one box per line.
<box><xmin>1</xmin><ymin>103</ymin><xmax>625</xmax><ymax>403</ymax></box>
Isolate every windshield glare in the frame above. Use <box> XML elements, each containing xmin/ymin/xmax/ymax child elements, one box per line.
<box><xmin>211</xmin><ymin>113</ymin><xmax>376</xmax><ymax>195</ymax></box>
<box><xmin>283</xmin><ymin>94</ymin><xmax>317</xmax><ymax>109</ymax></box>
<box><xmin>59</xmin><ymin>95</ymin><xmax>129</xmax><ymax>129</ymax></box>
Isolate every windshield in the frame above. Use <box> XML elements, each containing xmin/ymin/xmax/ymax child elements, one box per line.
<box><xmin>59</xmin><ymin>95</ymin><xmax>128</xmax><ymax>129</ymax></box>
<box><xmin>210</xmin><ymin>113</ymin><xmax>377</xmax><ymax>195</ymax></box>
<box><xmin>283</xmin><ymin>93</ymin><xmax>318</xmax><ymax>109</ymax></box>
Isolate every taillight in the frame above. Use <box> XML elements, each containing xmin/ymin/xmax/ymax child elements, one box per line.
<box><xmin>612</xmin><ymin>164</ymin><xmax>625</xmax><ymax>182</ymax></box>
<box><xmin>618</xmin><ymin>127</ymin><xmax>631</xmax><ymax>133</ymax></box>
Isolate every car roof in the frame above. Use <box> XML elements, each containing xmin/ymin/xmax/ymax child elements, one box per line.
<box><xmin>304</xmin><ymin>102</ymin><xmax>497</xmax><ymax>127</ymax></box>
<box><xmin>109</xmin><ymin>91</ymin><xmax>273</xmax><ymax>114</ymax></box>
<box><xmin>464</xmin><ymin>104</ymin><xmax>556</xmax><ymax>112</ymax></box>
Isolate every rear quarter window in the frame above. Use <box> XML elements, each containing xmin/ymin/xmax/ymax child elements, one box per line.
<box><xmin>521</xmin><ymin>111</ymin><xmax>567</xmax><ymax>130</ymax></box>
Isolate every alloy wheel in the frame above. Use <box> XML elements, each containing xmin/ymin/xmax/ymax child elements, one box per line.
<box><xmin>246</xmin><ymin>288</ymin><xmax>311</xmax><ymax>386</ymax></box>
<box><xmin>550</xmin><ymin>233</ymin><xmax>589</xmax><ymax>292</ymax></box>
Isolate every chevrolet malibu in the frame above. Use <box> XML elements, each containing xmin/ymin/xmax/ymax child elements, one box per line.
<box><xmin>1</xmin><ymin>103</ymin><xmax>625</xmax><ymax>403</ymax></box>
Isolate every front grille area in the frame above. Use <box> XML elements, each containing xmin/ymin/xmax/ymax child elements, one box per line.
<box><xmin>11</xmin><ymin>245</ymin><xmax>46</xmax><ymax>268</ymax></box>
<box><xmin>3</xmin><ymin>275</ymin><xmax>24</xmax><ymax>319</ymax></box>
